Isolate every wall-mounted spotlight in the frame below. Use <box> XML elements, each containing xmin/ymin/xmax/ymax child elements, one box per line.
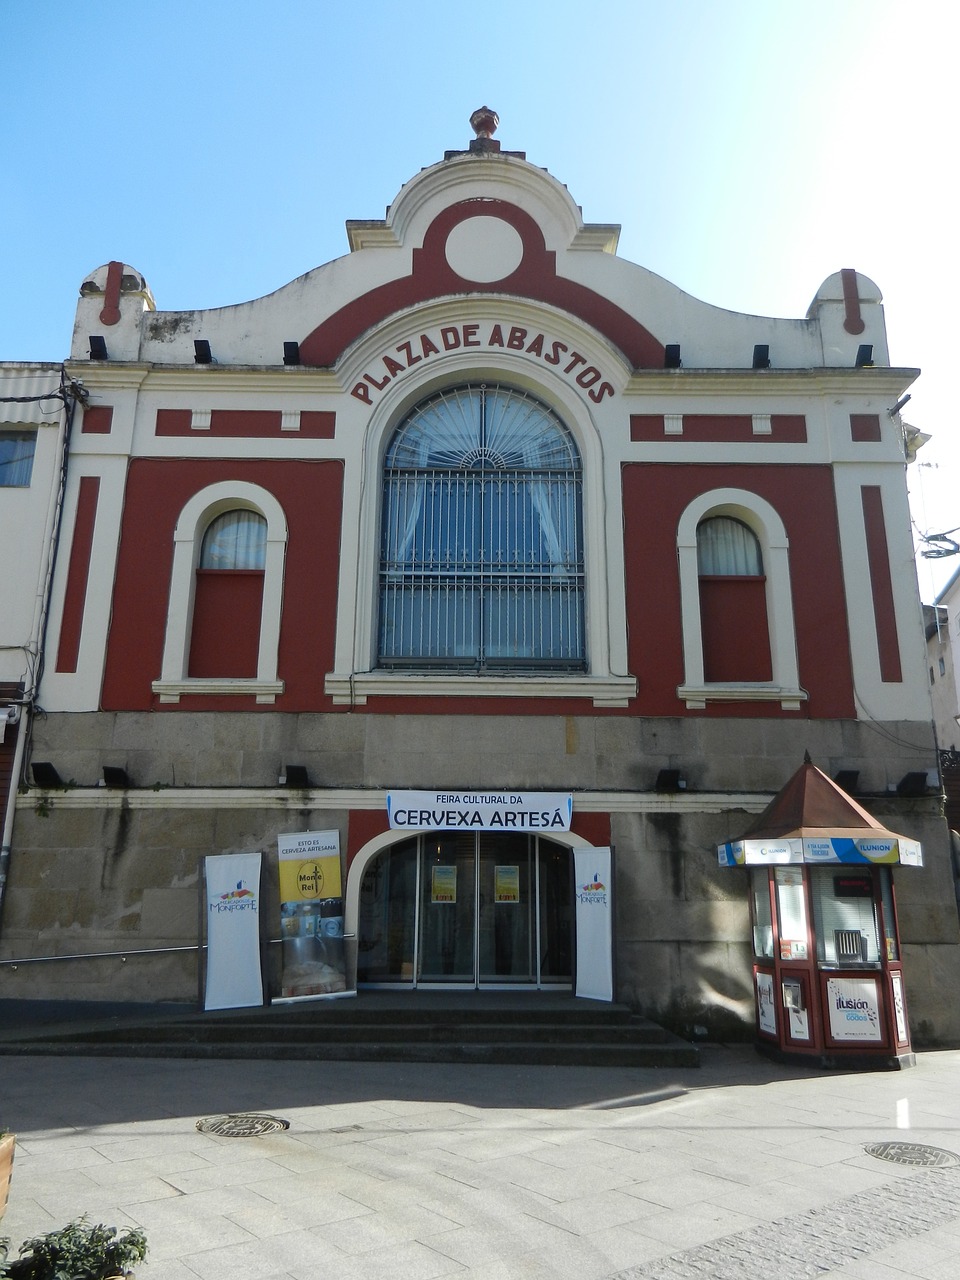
<box><xmin>855</xmin><ymin>344</ymin><xmax>874</xmax><ymax>368</ymax></box>
<box><xmin>194</xmin><ymin>339</ymin><xmax>213</xmax><ymax>364</ymax></box>
<box><xmin>32</xmin><ymin>762</ymin><xmax>64</xmax><ymax>788</ymax></box>
<box><xmin>833</xmin><ymin>770</ymin><xmax>860</xmax><ymax>795</ymax></box>
<box><xmin>283</xmin><ymin>342</ymin><xmax>301</xmax><ymax>366</ymax></box>
<box><xmin>102</xmin><ymin>766</ymin><xmax>132</xmax><ymax>789</ymax></box>
<box><xmin>281</xmin><ymin>765</ymin><xmax>310</xmax><ymax>788</ymax></box>
<box><xmin>752</xmin><ymin>344</ymin><xmax>770</xmax><ymax>369</ymax></box>
<box><xmin>655</xmin><ymin>768</ymin><xmax>687</xmax><ymax>793</ymax></box>
<box><xmin>88</xmin><ymin>336</ymin><xmax>108</xmax><ymax>360</ymax></box>
<box><xmin>896</xmin><ymin>771</ymin><xmax>929</xmax><ymax>797</ymax></box>
<box><xmin>663</xmin><ymin>344</ymin><xmax>682</xmax><ymax>369</ymax></box>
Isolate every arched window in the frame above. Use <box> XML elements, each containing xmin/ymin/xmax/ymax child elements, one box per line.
<box><xmin>188</xmin><ymin>511</ymin><xmax>268</xmax><ymax>678</ymax></box>
<box><xmin>378</xmin><ymin>384</ymin><xmax>585</xmax><ymax>670</ymax></box>
<box><xmin>697</xmin><ymin>516</ymin><xmax>772</xmax><ymax>681</ymax></box>
<box><xmin>676</xmin><ymin>491</ymin><xmax>804</xmax><ymax>709</ymax></box>
<box><xmin>153</xmin><ymin>482</ymin><xmax>287</xmax><ymax>704</ymax></box>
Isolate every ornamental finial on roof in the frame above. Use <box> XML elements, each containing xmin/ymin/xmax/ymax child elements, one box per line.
<box><xmin>470</xmin><ymin>106</ymin><xmax>499</xmax><ymax>139</ymax></box>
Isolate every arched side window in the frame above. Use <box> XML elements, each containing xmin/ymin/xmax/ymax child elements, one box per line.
<box><xmin>152</xmin><ymin>483</ymin><xmax>287</xmax><ymax>704</ymax></box>
<box><xmin>188</xmin><ymin>510</ymin><xmax>268</xmax><ymax>679</ymax></box>
<box><xmin>697</xmin><ymin>516</ymin><xmax>772</xmax><ymax>682</ymax></box>
<box><xmin>677</xmin><ymin>492</ymin><xmax>804</xmax><ymax>710</ymax></box>
<box><xmin>378</xmin><ymin>384</ymin><xmax>585</xmax><ymax>671</ymax></box>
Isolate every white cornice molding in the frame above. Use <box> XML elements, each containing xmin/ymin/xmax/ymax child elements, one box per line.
<box><xmin>622</xmin><ymin>368</ymin><xmax>920</xmax><ymax>397</ymax></box>
<box><xmin>325</xmin><ymin>672</ymin><xmax>638</xmax><ymax>708</ymax></box>
<box><xmin>16</xmin><ymin>785</ymin><xmax>773</xmax><ymax>815</ymax></box>
<box><xmin>346</xmin><ymin>221</ymin><xmax>402</xmax><ymax>251</ymax></box>
<box><xmin>152</xmin><ymin>678</ymin><xmax>284</xmax><ymax>704</ymax></box>
<box><xmin>65</xmin><ymin>362</ymin><xmax>151</xmax><ymax>390</ymax></box>
<box><xmin>67</xmin><ymin>361</ymin><xmax>342</xmax><ymax>394</ymax></box>
<box><xmin>678</xmin><ymin>683</ymin><xmax>808</xmax><ymax>711</ymax></box>
<box><xmin>568</xmin><ymin>225</ymin><xmax>621</xmax><ymax>253</ymax></box>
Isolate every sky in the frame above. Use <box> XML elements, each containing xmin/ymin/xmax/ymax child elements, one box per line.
<box><xmin>2</xmin><ymin>0</ymin><xmax>955</xmax><ymax>599</ymax></box>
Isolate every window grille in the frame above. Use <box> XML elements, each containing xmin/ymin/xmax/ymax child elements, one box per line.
<box><xmin>378</xmin><ymin>385</ymin><xmax>585</xmax><ymax>670</ymax></box>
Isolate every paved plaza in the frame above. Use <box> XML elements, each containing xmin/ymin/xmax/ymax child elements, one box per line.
<box><xmin>3</xmin><ymin>1044</ymin><xmax>960</xmax><ymax>1279</ymax></box>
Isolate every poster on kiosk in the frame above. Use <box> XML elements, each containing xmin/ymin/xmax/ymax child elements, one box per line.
<box><xmin>204</xmin><ymin>851</ymin><xmax>264</xmax><ymax>1011</ymax></box>
<box><xmin>574</xmin><ymin>847</ymin><xmax>614</xmax><ymax>1001</ymax></box>
<box><xmin>276</xmin><ymin>830</ymin><xmax>351</xmax><ymax>1001</ymax></box>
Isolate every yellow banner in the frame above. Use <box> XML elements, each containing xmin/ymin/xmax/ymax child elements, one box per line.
<box><xmin>278</xmin><ymin>853</ymin><xmax>342</xmax><ymax>903</ymax></box>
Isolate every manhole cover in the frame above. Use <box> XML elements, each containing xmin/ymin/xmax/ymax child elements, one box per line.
<box><xmin>864</xmin><ymin>1141</ymin><xmax>958</xmax><ymax>1168</ymax></box>
<box><xmin>196</xmin><ymin>1113</ymin><xmax>290</xmax><ymax>1138</ymax></box>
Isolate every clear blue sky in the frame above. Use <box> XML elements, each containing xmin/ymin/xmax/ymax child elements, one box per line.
<box><xmin>3</xmin><ymin>1</ymin><xmax>954</xmax><ymax>594</ymax></box>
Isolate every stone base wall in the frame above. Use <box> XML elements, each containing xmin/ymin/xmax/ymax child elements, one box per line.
<box><xmin>1</xmin><ymin>710</ymin><xmax>958</xmax><ymax>1044</ymax></box>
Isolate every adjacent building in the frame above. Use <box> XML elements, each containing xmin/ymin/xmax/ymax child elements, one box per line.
<box><xmin>0</xmin><ymin>363</ymin><xmax>74</xmax><ymax>925</ymax></box>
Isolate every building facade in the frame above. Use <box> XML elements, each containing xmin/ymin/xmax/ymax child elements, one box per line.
<box><xmin>2</xmin><ymin>116</ymin><xmax>956</xmax><ymax>1040</ymax></box>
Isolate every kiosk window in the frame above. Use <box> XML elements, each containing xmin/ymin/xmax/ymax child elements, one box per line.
<box><xmin>810</xmin><ymin>867</ymin><xmax>880</xmax><ymax>965</ymax></box>
<box><xmin>879</xmin><ymin>871</ymin><xmax>899</xmax><ymax>961</ymax></box>
<box><xmin>775</xmin><ymin>867</ymin><xmax>808</xmax><ymax>960</ymax></box>
<box><xmin>750</xmin><ymin>869</ymin><xmax>774</xmax><ymax>958</ymax></box>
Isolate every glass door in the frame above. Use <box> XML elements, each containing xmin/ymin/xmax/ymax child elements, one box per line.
<box><xmin>418</xmin><ymin>834</ymin><xmax>477</xmax><ymax>982</ymax></box>
<box><xmin>478</xmin><ymin>835</ymin><xmax>535</xmax><ymax>983</ymax></box>
<box><xmin>358</xmin><ymin>833</ymin><xmax>572</xmax><ymax>988</ymax></box>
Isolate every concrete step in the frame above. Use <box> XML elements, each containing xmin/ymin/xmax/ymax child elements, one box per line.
<box><xmin>0</xmin><ymin>993</ymin><xmax>700</xmax><ymax>1067</ymax></box>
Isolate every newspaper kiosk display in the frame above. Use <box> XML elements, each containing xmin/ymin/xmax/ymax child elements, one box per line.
<box><xmin>719</xmin><ymin>759</ymin><xmax>920</xmax><ymax>1068</ymax></box>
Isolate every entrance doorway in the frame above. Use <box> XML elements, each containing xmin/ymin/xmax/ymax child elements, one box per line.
<box><xmin>357</xmin><ymin>833</ymin><xmax>573</xmax><ymax>988</ymax></box>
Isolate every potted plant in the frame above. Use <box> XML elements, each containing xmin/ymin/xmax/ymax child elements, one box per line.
<box><xmin>3</xmin><ymin>1218</ymin><xmax>148</xmax><ymax>1280</ymax></box>
<box><xmin>0</xmin><ymin>1131</ymin><xmax>13</xmax><ymax>1222</ymax></box>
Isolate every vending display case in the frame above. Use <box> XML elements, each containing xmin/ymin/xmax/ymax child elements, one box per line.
<box><xmin>719</xmin><ymin>758</ymin><xmax>920</xmax><ymax>1068</ymax></box>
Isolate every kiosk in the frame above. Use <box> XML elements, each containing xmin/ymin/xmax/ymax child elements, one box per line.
<box><xmin>719</xmin><ymin>759</ymin><xmax>921</xmax><ymax>1068</ymax></box>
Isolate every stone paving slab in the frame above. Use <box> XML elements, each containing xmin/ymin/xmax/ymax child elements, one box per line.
<box><xmin>3</xmin><ymin>1047</ymin><xmax>960</xmax><ymax>1278</ymax></box>
<box><xmin>613</xmin><ymin>1167</ymin><xmax>960</xmax><ymax>1279</ymax></box>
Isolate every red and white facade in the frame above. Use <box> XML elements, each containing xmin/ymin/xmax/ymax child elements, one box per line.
<box><xmin>1</xmin><ymin>117</ymin><xmax>956</xmax><ymax>1040</ymax></box>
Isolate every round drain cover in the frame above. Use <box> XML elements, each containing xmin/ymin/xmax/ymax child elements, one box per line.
<box><xmin>864</xmin><ymin>1141</ymin><xmax>958</xmax><ymax>1168</ymax></box>
<box><xmin>196</xmin><ymin>1113</ymin><xmax>290</xmax><ymax>1138</ymax></box>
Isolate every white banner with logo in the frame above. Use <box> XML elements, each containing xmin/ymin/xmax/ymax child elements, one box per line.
<box><xmin>574</xmin><ymin>847</ymin><xmax>614</xmax><ymax>1002</ymax></box>
<box><xmin>718</xmin><ymin>835</ymin><xmax>922</xmax><ymax>867</ymax></box>
<box><xmin>387</xmin><ymin>790</ymin><xmax>572</xmax><ymax>833</ymax></box>
<box><xmin>204</xmin><ymin>852</ymin><xmax>263</xmax><ymax>1011</ymax></box>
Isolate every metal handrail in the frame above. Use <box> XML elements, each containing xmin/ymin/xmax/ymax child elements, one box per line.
<box><xmin>0</xmin><ymin>934</ymin><xmax>357</xmax><ymax>967</ymax></box>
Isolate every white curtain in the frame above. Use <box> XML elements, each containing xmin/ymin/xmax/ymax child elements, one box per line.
<box><xmin>697</xmin><ymin>517</ymin><xmax>762</xmax><ymax>575</ymax></box>
<box><xmin>200</xmin><ymin>510</ymin><xmax>267</xmax><ymax>569</ymax></box>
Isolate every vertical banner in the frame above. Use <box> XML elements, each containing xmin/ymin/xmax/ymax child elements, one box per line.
<box><xmin>204</xmin><ymin>852</ymin><xmax>263</xmax><ymax>1011</ymax></box>
<box><xmin>574</xmin><ymin>847</ymin><xmax>614</xmax><ymax>1001</ymax></box>
<box><xmin>276</xmin><ymin>830</ymin><xmax>350</xmax><ymax>1001</ymax></box>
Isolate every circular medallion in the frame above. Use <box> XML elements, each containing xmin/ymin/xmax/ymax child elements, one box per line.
<box><xmin>444</xmin><ymin>216</ymin><xmax>524</xmax><ymax>282</ymax></box>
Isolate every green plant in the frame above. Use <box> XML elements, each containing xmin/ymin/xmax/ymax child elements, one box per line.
<box><xmin>4</xmin><ymin>1218</ymin><xmax>147</xmax><ymax>1280</ymax></box>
